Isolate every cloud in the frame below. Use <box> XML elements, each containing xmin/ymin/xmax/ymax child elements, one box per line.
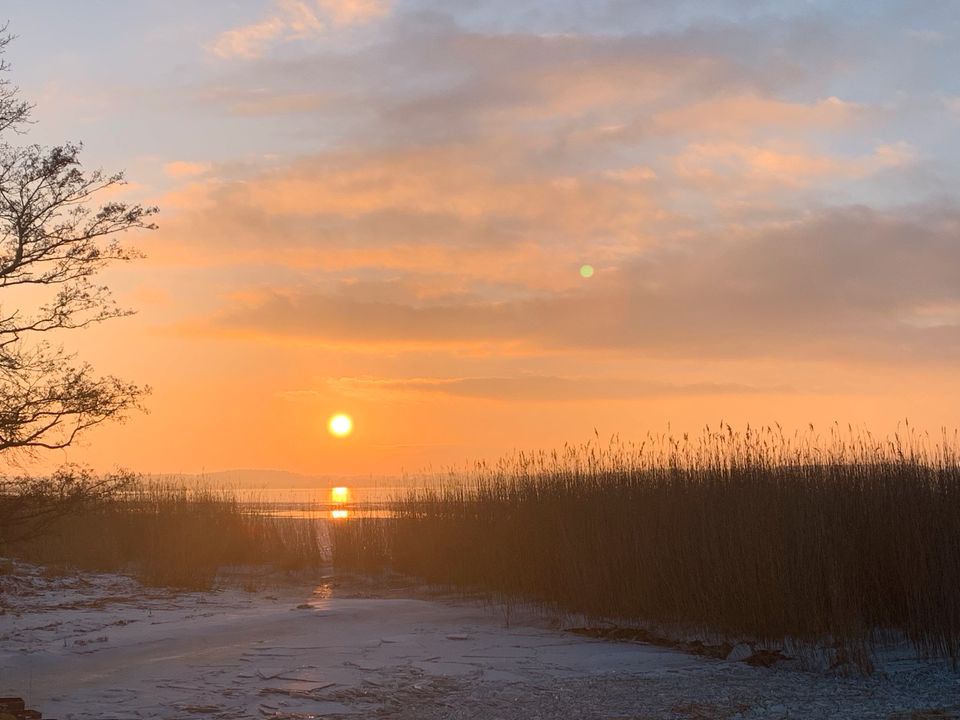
<box><xmin>209</xmin><ymin>14</ymin><xmax>290</xmax><ymax>60</ymax></box>
<box><xmin>650</xmin><ymin>94</ymin><xmax>862</xmax><ymax>138</ymax></box>
<box><xmin>671</xmin><ymin>140</ymin><xmax>913</xmax><ymax>192</ymax></box>
<box><xmin>155</xmin><ymin>120</ymin><xmax>916</xmax><ymax>292</ymax></box>
<box><xmin>197</xmin><ymin>13</ymin><xmax>848</xmax><ymax>138</ymax></box>
<box><xmin>604</xmin><ymin>166</ymin><xmax>658</xmax><ymax>183</ymax></box>
<box><xmin>194</xmin><ymin>87</ymin><xmax>330</xmax><ymax>116</ymax></box>
<box><xmin>164</xmin><ymin>161</ymin><xmax>213</xmax><ymax>179</ymax></box>
<box><xmin>324</xmin><ymin>375</ymin><xmax>785</xmax><ymax>402</ymax></box>
<box><xmin>200</xmin><ymin>205</ymin><xmax>960</xmax><ymax>364</ymax></box>
<box><xmin>316</xmin><ymin>0</ymin><xmax>390</xmax><ymax>25</ymax></box>
<box><xmin>209</xmin><ymin>0</ymin><xmax>390</xmax><ymax>59</ymax></box>
<box><xmin>167</xmin><ymin>8</ymin><xmax>959</xmax><ymax>371</ymax></box>
<box><xmin>186</xmin><ymin>15</ymin><xmax>899</xmax><ymax>234</ymax></box>
<box><xmin>153</xmin><ymin>140</ymin><xmax>673</xmax><ymax>286</ymax></box>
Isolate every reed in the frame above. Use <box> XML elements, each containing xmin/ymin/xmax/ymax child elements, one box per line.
<box><xmin>3</xmin><ymin>480</ymin><xmax>324</xmax><ymax>589</ymax></box>
<box><xmin>332</xmin><ymin>423</ymin><xmax>960</xmax><ymax>671</ymax></box>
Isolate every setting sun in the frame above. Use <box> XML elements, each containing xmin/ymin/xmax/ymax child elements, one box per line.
<box><xmin>328</xmin><ymin>413</ymin><xmax>353</xmax><ymax>438</ymax></box>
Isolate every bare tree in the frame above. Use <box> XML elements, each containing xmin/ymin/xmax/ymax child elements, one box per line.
<box><xmin>0</xmin><ymin>28</ymin><xmax>156</xmax><ymax>459</ymax></box>
<box><xmin>0</xmin><ymin>28</ymin><xmax>156</xmax><ymax>545</ymax></box>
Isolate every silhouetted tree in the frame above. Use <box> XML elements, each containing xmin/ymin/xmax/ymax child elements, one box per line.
<box><xmin>0</xmin><ymin>29</ymin><xmax>155</xmax><ymax>457</ymax></box>
<box><xmin>0</xmin><ymin>28</ymin><xmax>155</xmax><ymax>543</ymax></box>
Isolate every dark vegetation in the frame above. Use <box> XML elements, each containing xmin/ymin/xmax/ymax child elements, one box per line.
<box><xmin>1</xmin><ymin>479</ymin><xmax>324</xmax><ymax>589</ymax></box>
<box><xmin>331</xmin><ymin>424</ymin><xmax>960</xmax><ymax>672</ymax></box>
<box><xmin>0</xmin><ymin>27</ymin><xmax>158</xmax><ymax>556</ymax></box>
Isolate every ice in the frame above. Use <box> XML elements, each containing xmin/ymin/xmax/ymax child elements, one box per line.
<box><xmin>2</xmin><ymin>561</ymin><xmax>959</xmax><ymax>719</ymax></box>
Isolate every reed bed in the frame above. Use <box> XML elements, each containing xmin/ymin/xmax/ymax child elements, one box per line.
<box><xmin>2</xmin><ymin>481</ymin><xmax>324</xmax><ymax>589</ymax></box>
<box><xmin>332</xmin><ymin>424</ymin><xmax>960</xmax><ymax>671</ymax></box>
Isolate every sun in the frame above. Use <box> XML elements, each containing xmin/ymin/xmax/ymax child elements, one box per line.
<box><xmin>328</xmin><ymin>413</ymin><xmax>353</xmax><ymax>438</ymax></box>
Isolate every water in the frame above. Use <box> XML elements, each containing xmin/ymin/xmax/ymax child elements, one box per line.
<box><xmin>235</xmin><ymin>486</ymin><xmax>405</xmax><ymax>519</ymax></box>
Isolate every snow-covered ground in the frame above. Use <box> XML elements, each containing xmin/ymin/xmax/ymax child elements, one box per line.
<box><xmin>1</xmin><ymin>562</ymin><xmax>959</xmax><ymax>719</ymax></box>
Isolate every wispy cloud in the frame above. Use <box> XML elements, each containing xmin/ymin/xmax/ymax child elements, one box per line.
<box><xmin>671</xmin><ymin>140</ymin><xmax>914</xmax><ymax>192</ymax></box>
<box><xmin>164</xmin><ymin>161</ymin><xmax>212</xmax><ymax>179</ymax></box>
<box><xmin>209</xmin><ymin>0</ymin><xmax>390</xmax><ymax>59</ymax></box>
<box><xmin>316</xmin><ymin>0</ymin><xmax>389</xmax><ymax>25</ymax></box>
<box><xmin>324</xmin><ymin>376</ymin><xmax>785</xmax><ymax>402</ymax></box>
<box><xmin>209</xmin><ymin>13</ymin><xmax>289</xmax><ymax>60</ymax></box>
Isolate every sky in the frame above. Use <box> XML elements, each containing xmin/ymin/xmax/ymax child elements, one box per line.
<box><xmin>3</xmin><ymin>0</ymin><xmax>960</xmax><ymax>477</ymax></box>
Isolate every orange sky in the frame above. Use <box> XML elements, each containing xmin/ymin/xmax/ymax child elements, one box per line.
<box><xmin>6</xmin><ymin>1</ymin><xmax>960</xmax><ymax>477</ymax></box>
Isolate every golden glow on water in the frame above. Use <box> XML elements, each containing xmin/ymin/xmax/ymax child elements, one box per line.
<box><xmin>331</xmin><ymin>486</ymin><xmax>350</xmax><ymax>504</ymax></box>
<box><xmin>331</xmin><ymin>509</ymin><xmax>350</xmax><ymax>519</ymax></box>
<box><xmin>328</xmin><ymin>413</ymin><xmax>353</xmax><ymax>437</ymax></box>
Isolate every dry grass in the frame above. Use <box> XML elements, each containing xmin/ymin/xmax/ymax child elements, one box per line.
<box><xmin>332</xmin><ymin>423</ymin><xmax>960</xmax><ymax>671</ymax></box>
<box><xmin>2</xmin><ymin>481</ymin><xmax>325</xmax><ymax>589</ymax></box>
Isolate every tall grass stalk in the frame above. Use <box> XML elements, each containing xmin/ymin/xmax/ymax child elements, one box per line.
<box><xmin>332</xmin><ymin>424</ymin><xmax>960</xmax><ymax>670</ymax></box>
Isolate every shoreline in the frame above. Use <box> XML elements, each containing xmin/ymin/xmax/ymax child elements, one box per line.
<box><xmin>2</xmin><ymin>561</ymin><xmax>959</xmax><ymax>719</ymax></box>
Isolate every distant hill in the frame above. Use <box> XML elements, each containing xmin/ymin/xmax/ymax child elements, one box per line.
<box><xmin>145</xmin><ymin>468</ymin><xmax>400</xmax><ymax>489</ymax></box>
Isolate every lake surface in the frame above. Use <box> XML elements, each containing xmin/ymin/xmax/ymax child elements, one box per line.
<box><xmin>235</xmin><ymin>485</ymin><xmax>407</xmax><ymax>519</ymax></box>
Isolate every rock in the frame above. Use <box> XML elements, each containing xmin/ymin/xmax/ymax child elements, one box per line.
<box><xmin>746</xmin><ymin>648</ymin><xmax>788</xmax><ymax>667</ymax></box>
<box><xmin>727</xmin><ymin>643</ymin><xmax>753</xmax><ymax>662</ymax></box>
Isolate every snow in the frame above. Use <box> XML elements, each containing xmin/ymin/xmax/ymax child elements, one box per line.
<box><xmin>1</xmin><ymin>562</ymin><xmax>959</xmax><ymax>719</ymax></box>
